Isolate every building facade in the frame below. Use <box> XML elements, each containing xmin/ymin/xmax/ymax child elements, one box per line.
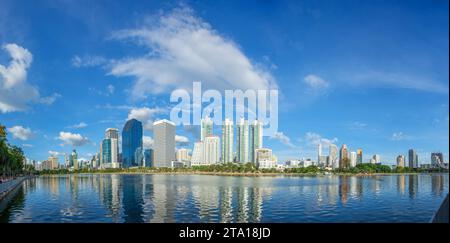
<box><xmin>153</xmin><ymin>119</ymin><xmax>176</xmax><ymax>168</ymax></box>
<box><xmin>203</xmin><ymin>135</ymin><xmax>220</xmax><ymax>165</ymax></box>
<box><xmin>408</xmin><ymin>149</ymin><xmax>418</xmax><ymax>168</ymax></box>
<box><xmin>221</xmin><ymin>118</ymin><xmax>234</xmax><ymax>163</ymax></box>
<box><xmin>396</xmin><ymin>155</ymin><xmax>405</xmax><ymax>167</ymax></box>
<box><xmin>122</xmin><ymin>119</ymin><xmax>143</xmax><ymax>168</ymax></box>
<box><xmin>236</xmin><ymin>118</ymin><xmax>249</xmax><ymax>163</ymax></box>
<box><xmin>249</xmin><ymin>120</ymin><xmax>263</xmax><ymax>164</ymax></box>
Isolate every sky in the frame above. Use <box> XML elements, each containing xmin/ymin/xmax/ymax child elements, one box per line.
<box><xmin>0</xmin><ymin>0</ymin><xmax>448</xmax><ymax>165</ymax></box>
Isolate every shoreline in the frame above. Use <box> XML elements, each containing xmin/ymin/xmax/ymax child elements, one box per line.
<box><xmin>38</xmin><ymin>171</ymin><xmax>444</xmax><ymax>177</ymax></box>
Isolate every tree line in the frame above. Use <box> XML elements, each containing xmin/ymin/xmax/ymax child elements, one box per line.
<box><xmin>0</xmin><ymin>124</ymin><xmax>32</xmax><ymax>178</ymax></box>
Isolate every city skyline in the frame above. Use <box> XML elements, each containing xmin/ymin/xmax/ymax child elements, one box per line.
<box><xmin>0</xmin><ymin>0</ymin><xmax>448</xmax><ymax>164</ymax></box>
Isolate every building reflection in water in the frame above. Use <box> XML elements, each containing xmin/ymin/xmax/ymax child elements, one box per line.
<box><xmin>339</xmin><ymin>176</ymin><xmax>349</xmax><ymax>205</ymax></box>
<box><xmin>431</xmin><ymin>175</ymin><xmax>444</xmax><ymax>196</ymax></box>
<box><xmin>408</xmin><ymin>175</ymin><xmax>419</xmax><ymax>199</ymax></box>
<box><xmin>121</xmin><ymin>175</ymin><xmax>144</xmax><ymax>222</ymax></box>
<box><xmin>397</xmin><ymin>175</ymin><xmax>406</xmax><ymax>195</ymax></box>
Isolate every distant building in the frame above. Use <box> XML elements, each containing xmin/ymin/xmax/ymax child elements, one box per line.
<box><xmin>71</xmin><ymin>149</ymin><xmax>78</xmax><ymax>170</ymax></box>
<box><xmin>122</xmin><ymin>119</ymin><xmax>143</xmax><ymax>168</ymax></box>
<box><xmin>48</xmin><ymin>156</ymin><xmax>58</xmax><ymax>170</ymax></box>
<box><xmin>249</xmin><ymin>120</ymin><xmax>263</xmax><ymax>164</ymax></box>
<box><xmin>134</xmin><ymin>147</ymin><xmax>143</xmax><ymax>167</ymax></box>
<box><xmin>201</xmin><ymin>116</ymin><xmax>213</xmax><ymax>142</ymax></box>
<box><xmin>357</xmin><ymin>148</ymin><xmax>363</xmax><ymax>164</ymax></box>
<box><xmin>350</xmin><ymin>151</ymin><xmax>357</xmax><ymax>168</ymax></box>
<box><xmin>153</xmin><ymin>119</ymin><xmax>176</xmax><ymax>168</ymax></box>
<box><xmin>143</xmin><ymin>149</ymin><xmax>153</xmax><ymax>167</ymax></box>
<box><xmin>431</xmin><ymin>152</ymin><xmax>444</xmax><ymax>168</ymax></box>
<box><xmin>236</xmin><ymin>118</ymin><xmax>249</xmax><ymax>163</ymax></box>
<box><xmin>408</xmin><ymin>149</ymin><xmax>418</xmax><ymax>168</ymax></box>
<box><xmin>373</xmin><ymin>154</ymin><xmax>380</xmax><ymax>164</ymax></box>
<box><xmin>285</xmin><ymin>160</ymin><xmax>301</xmax><ymax>168</ymax></box>
<box><xmin>329</xmin><ymin>144</ymin><xmax>338</xmax><ymax>169</ymax></box>
<box><xmin>317</xmin><ymin>143</ymin><xmax>327</xmax><ymax>167</ymax></box>
<box><xmin>339</xmin><ymin>144</ymin><xmax>349</xmax><ymax>168</ymax></box>
<box><xmin>203</xmin><ymin>135</ymin><xmax>220</xmax><ymax>165</ymax></box>
<box><xmin>191</xmin><ymin>141</ymin><xmax>204</xmax><ymax>166</ymax></box>
<box><xmin>221</xmin><ymin>118</ymin><xmax>234</xmax><ymax>163</ymax></box>
<box><xmin>255</xmin><ymin>148</ymin><xmax>276</xmax><ymax>169</ymax></box>
<box><xmin>396</xmin><ymin>155</ymin><xmax>405</xmax><ymax>167</ymax></box>
<box><xmin>176</xmin><ymin>148</ymin><xmax>190</xmax><ymax>163</ymax></box>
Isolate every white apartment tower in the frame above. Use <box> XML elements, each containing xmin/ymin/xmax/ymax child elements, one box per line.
<box><xmin>221</xmin><ymin>118</ymin><xmax>234</xmax><ymax>163</ymax></box>
<box><xmin>153</xmin><ymin>119</ymin><xmax>176</xmax><ymax>168</ymax></box>
<box><xmin>237</xmin><ymin>118</ymin><xmax>249</xmax><ymax>163</ymax></box>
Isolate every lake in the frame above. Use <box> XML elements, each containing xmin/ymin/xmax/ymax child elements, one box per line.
<box><xmin>0</xmin><ymin>173</ymin><xmax>448</xmax><ymax>223</ymax></box>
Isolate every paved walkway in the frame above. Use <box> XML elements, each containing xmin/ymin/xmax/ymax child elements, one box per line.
<box><xmin>0</xmin><ymin>176</ymin><xmax>27</xmax><ymax>201</ymax></box>
<box><xmin>431</xmin><ymin>193</ymin><xmax>449</xmax><ymax>223</ymax></box>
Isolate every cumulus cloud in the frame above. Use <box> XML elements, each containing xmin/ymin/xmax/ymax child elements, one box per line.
<box><xmin>58</xmin><ymin>131</ymin><xmax>89</xmax><ymax>146</ymax></box>
<box><xmin>270</xmin><ymin>132</ymin><xmax>296</xmax><ymax>148</ymax></box>
<box><xmin>304</xmin><ymin>74</ymin><xmax>329</xmax><ymax>95</ymax></box>
<box><xmin>71</xmin><ymin>54</ymin><xmax>108</xmax><ymax>68</ymax></box>
<box><xmin>48</xmin><ymin>150</ymin><xmax>63</xmax><ymax>156</ymax></box>
<box><xmin>7</xmin><ymin>126</ymin><xmax>33</xmax><ymax>140</ymax></box>
<box><xmin>391</xmin><ymin>132</ymin><xmax>409</xmax><ymax>141</ymax></box>
<box><xmin>304</xmin><ymin>132</ymin><xmax>338</xmax><ymax>147</ymax></box>
<box><xmin>108</xmin><ymin>7</ymin><xmax>277</xmax><ymax>99</ymax></box>
<box><xmin>143</xmin><ymin>136</ymin><xmax>154</xmax><ymax>148</ymax></box>
<box><xmin>0</xmin><ymin>43</ymin><xmax>59</xmax><ymax>113</ymax></box>
<box><xmin>69</xmin><ymin>122</ymin><xmax>88</xmax><ymax>129</ymax></box>
<box><xmin>348</xmin><ymin>121</ymin><xmax>367</xmax><ymax>130</ymax></box>
<box><xmin>175</xmin><ymin>135</ymin><xmax>190</xmax><ymax>146</ymax></box>
<box><xmin>107</xmin><ymin>84</ymin><xmax>114</xmax><ymax>95</ymax></box>
<box><xmin>127</xmin><ymin>107</ymin><xmax>165</xmax><ymax>131</ymax></box>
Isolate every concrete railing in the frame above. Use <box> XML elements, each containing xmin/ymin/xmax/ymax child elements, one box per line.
<box><xmin>0</xmin><ymin>177</ymin><xmax>27</xmax><ymax>201</ymax></box>
<box><xmin>431</xmin><ymin>193</ymin><xmax>449</xmax><ymax>223</ymax></box>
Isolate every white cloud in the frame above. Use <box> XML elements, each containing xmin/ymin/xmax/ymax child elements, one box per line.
<box><xmin>348</xmin><ymin>121</ymin><xmax>367</xmax><ymax>130</ymax></box>
<box><xmin>175</xmin><ymin>135</ymin><xmax>189</xmax><ymax>145</ymax></box>
<box><xmin>127</xmin><ymin>107</ymin><xmax>165</xmax><ymax>131</ymax></box>
<box><xmin>48</xmin><ymin>150</ymin><xmax>62</xmax><ymax>156</ymax></box>
<box><xmin>71</xmin><ymin>55</ymin><xmax>107</xmax><ymax>68</ymax></box>
<box><xmin>109</xmin><ymin>7</ymin><xmax>277</xmax><ymax>99</ymax></box>
<box><xmin>304</xmin><ymin>74</ymin><xmax>329</xmax><ymax>90</ymax></box>
<box><xmin>22</xmin><ymin>144</ymin><xmax>33</xmax><ymax>148</ymax></box>
<box><xmin>143</xmin><ymin>136</ymin><xmax>154</xmax><ymax>148</ymax></box>
<box><xmin>69</xmin><ymin>122</ymin><xmax>88</xmax><ymax>129</ymax></box>
<box><xmin>270</xmin><ymin>132</ymin><xmax>296</xmax><ymax>148</ymax></box>
<box><xmin>391</xmin><ymin>132</ymin><xmax>409</xmax><ymax>141</ymax></box>
<box><xmin>7</xmin><ymin>126</ymin><xmax>33</xmax><ymax>140</ymax></box>
<box><xmin>0</xmin><ymin>43</ymin><xmax>58</xmax><ymax>113</ymax></box>
<box><xmin>345</xmin><ymin>69</ymin><xmax>448</xmax><ymax>94</ymax></box>
<box><xmin>39</xmin><ymin>93</ymin><xmax>62</xmax><ymax>105</ymax></box>
<box><xmin>304</xmin><ymin>132</ymin><xmax>338</xmax><ymax>147</ymax></box>
<box><xmin>58</xmin><ymin>131</ymin><xmax>89</xmax><ymax>146</ymax></box>
<box><xmin>107</xmin><ymin>84</ymin><xmax>114</xmax><ymax>94</ymax></box>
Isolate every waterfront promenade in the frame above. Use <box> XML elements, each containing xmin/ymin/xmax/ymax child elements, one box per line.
<box><xmin>0</xmin><ymin>176</ymin><xmax>28</xmax><ymax>201</ymax></box>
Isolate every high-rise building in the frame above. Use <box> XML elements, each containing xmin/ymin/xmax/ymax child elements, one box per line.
<box><xmin>48</xmin><ymin>156</ymin><xmax>58</xmax><ymax>170</ymax></box>
<box><xmin>329</xmin><ymin>144</ymin><xmax>339</xmax><ymax>169</ymax></box>
<box><xmin>143</xmin><ymin>149</ymin><xmax>153</xmax><ymax>167</ymax></box>
<box><xmin>122</xmin><ymin>119</ymin><xmax>143</xmax><ymax>168</ymax></box>
<box><xmin>431</xmin><ymin>152</ymin><xmax>444</xmax><ymax>168</ymax></box>
<box><xmin>237</xmin><ymin>118</ymin><xmax>249</xmax><ymax>163</ymax></box>
<box><xmin>408</xmin><ymin>149</ymin><xmax>418</xmax><ymax>168</ymax></box>
<box><xmin>203</xmin><ymin>135</ymin><xmax>220</xmax><ymax>165</ymax></box>
<box><xmin>102</xmin><ymin>138</ymin><xmax>112</xmax><ymax>165</ymax></box>
<box><xmin>249</xmin><ymin>120</ymin><xmax>263</xmax><ymax>164</ymax></box>
<box><xmin>357</xmin><ymin>148</ymin><xmax>363</xmax><ymax>164</ymax></box>
<box><xmin>105</xmin><ymin>128</ymin><xmax>119</xmax><ymax>168</ymax></box>
<box><xmin>176</xmin><ymin>148</ymin><xmax>190</xmax><ymax>162</ymax></box>
<box><xmin>339</xmin><ymin>144</ymin><xmax>349</xmax><ymax>168</ymax></box>
<box><xmin>201</xmin><ymin>116</ymin><xmax>213</xmax><ymax>142</ymax></box>
<box><xmin>396</xmin><ymin>155</ymin><xmax>405</xmax><ymax>167</ymax></box>
<box><xmin>350</xmin><ymin>151</ymin><xmax>357</xmax><ymax>168</ymax></box>
<box><xmin>153</xmin><ymin>119</ymin><xmax>176</xmax><ymax>168</ymax></box>
<box><xmin>221</xmin><ymin>118</ymin><xmax>234</xmax><ymax>163</ymax></box>
<box><xmin>373</xmin><ymin>154</ymin><xmax>380</xmax><ymax>164</ymax></box>
<box><xmin>191</xmin><ymin>141</ymin><xmax>204</xmax><ymax>166</ymax></box>
<box><xmin>255</xmin><ymin>148</ymin><xmax>276</xmax><ymax>169</ymax></box>
<box><xmin>71</xmin><ymin>149</ymin><xmax>78</xmax><ymax>170</ymax></box>
<box><xmin>105</xmin><ymin>128</ymin><xmax>119</xmax><ymax>139</ymax></box>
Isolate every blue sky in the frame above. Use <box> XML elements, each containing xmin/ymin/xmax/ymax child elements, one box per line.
<box><xmin>0</xmin><ymin>0</ymin><xmax>448</xmax><ymax>164</ymax></box>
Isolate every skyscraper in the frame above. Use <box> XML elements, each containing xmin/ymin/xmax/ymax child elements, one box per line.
<box><xmin>122</xmin><ymin>119</ymin><xmax>143</xmax><ymax>168</ymax></box>
<box><xmin>143</xmin><ymin>149</ymin><xmax>153</xmax><ymax>167</ymax></box>
<box><xmin>329</xmin><ymin>144</ymin><xmax>338</xmax><ymax>169</ymax></box>
<box><xmin>350</xmin><ymin>151</ymin><xmax>357</xmax><ymax>168</ymax></box>
<box><xmin>191</xmin><ymin>141</ymin><xmax>204</xmax><ymax>166</ymax></box>
<box><xmin>221</xmin><ymin>118</ymin><xmax>234</xmax><ymax>163</ymax></box>
<box><xmin>71</xmin><ymin>149</ymin><xmax>78</xmax><ymax>170</ymax></box>
<box><xmin>237</xmin><ymin>118</ymin><xmax>249</xmax><ymax>163</ymax></box>
<box><xmin>153</xmin><ymin>119</ymin><xmax>175</xmax><ymax>168</ymax></box>
<box><xmin>249</xmin><ymin>120</ymin><xmax>263</xmax><ymax>164</ymax></box>
<box><xmin>105</xmin><ymin>128</ymin><xmax>119</xmax><ymax>139</ymax></box>
<box><xmin>201</xmin><ymin>116</ymin><xmax>213</xmax><ymax>142</ymax></box>
<box><xmin>339</xmin><ymin>144</ymin><xmax>349</xmax><ymax>168</ymax></box>
<box><xmin>431</xmin><ymin>152</ymin><xmax>444</xmax><ymax>168</ymax></box>
<box><xmin>408</xmin><ymin>149</ymin><xmax>418</xmax><ymax>168</ymax></box>
<box><xmin>397</xmin><ymin>155</ymin><xmax>405</xmax><ymax>167</ymax></box>
<box><xmin>356</xmin><ymin>148</ymin><xmax>363</xmax><ymax>164</ymax></box>
<box><xmin>203</xmin><ymin>135</ymin><xmax>220</xmax><ymax>165</ymax></box>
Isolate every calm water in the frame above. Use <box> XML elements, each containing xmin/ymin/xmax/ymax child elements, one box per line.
<box><xmin>0</xmin><ymin>173</ymin><xmax>448</xmax><ymax>223</ymax></box>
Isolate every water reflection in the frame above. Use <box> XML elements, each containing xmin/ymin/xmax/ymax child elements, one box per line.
<box><xmin>0</xmin><ymin>174</ymin><xmax>448</xmax><ymax>223</ymax></box>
